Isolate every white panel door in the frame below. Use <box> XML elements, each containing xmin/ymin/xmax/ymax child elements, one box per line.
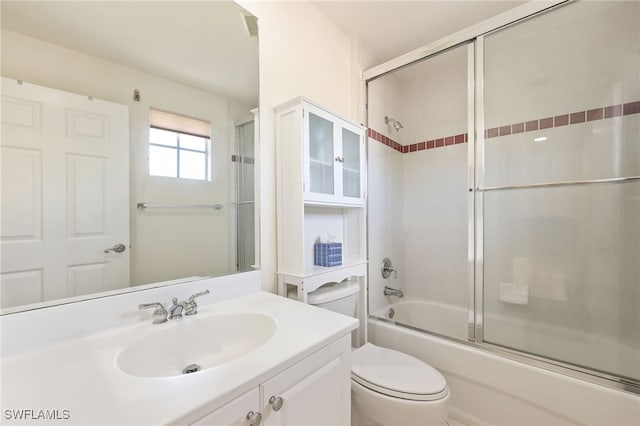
<box><xmin>0</xmin><ymin>78</ymin><xmax>129</xmax><ymax>309</ymax></box>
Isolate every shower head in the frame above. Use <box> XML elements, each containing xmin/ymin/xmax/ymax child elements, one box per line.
<box><xmin>385</xmin><ymin>116</ymin><xmax>404</xmax><ymax>132</ymax></box>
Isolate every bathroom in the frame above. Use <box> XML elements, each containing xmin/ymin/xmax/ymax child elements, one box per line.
<box><xmin>1</xmin><ymin>0</ymin><xmax>639</xmax><ymax>425</ymax></box>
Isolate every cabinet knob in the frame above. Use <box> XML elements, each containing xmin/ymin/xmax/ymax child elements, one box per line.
<box><xmin>334</xmin><ymin>156</ymin><xmax>345</xmax><ymax>163</ymax></box>
<box><xmin>268</xmin><ymin>395</ymin><xmax>284</xmax><ymax>411</ymax></box>
<box><xmin>246</xmin><ymin>411</ymin><xmax>262</xmax><ymax>426</ymax></box>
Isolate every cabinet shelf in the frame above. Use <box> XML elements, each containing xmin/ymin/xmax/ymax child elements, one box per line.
<box><xmin>303</xmin><ymin>199</ymin><xmax>365</xmax><ymax>208</ymax></box>
<box><xmin>303</xmin><ymin>259</ymin><xmax>368</xmax><ymax>278</ymax></box>
<box><xmin>309</xmin><ymin>158</ymin><xmax>333</xmax><ymax>167</ymax></box>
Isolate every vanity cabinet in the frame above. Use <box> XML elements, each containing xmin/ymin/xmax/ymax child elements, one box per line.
<box><xmin>190</xmin><ymin>335</ymin><xmax>351</xmax><ymax>426</ymax></box>
<box><xmin>191</xmin><ymin>388</ymin><xmax>260</xmax><ymax>426</ymax></box>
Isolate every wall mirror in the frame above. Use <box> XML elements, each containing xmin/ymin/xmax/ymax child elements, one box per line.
<box><xmin>0</xmin><ymin>1</ymin><xmax>259</xmax><ymax>314</ymax></box>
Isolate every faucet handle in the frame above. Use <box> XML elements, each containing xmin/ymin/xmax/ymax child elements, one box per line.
<box><xmin>169</xmin><ymin>297</ymin><xmax>186</xmax><ymax>319</ymax></box>
<box><xmin>138</xmin><ymin>302</ymin><xmax>168</xmax><ymax>324</ymax></box>
<box><xmin>188</xmin><ymin>290</ymin><xmax>210</xmax><ymax>301</ymax></box>
<box><xmin>185</xmin><ymin>289</ymin><xmax>210</xmax><ymax>316</ymax></box>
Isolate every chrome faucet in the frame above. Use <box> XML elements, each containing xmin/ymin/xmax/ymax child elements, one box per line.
<box><xmin>138</xmin><ymin>302</ymin><xmax>168</xmax><ymax>324</ymax></box>
<box><xmin>168</xmin><ymin>297</ymin><xmax>187</xmax><ymax>319</ymax></box>
<box><xmin>139</xmin><ymin>290</ymin><xmax>210</xmax><ymax>324</ymax></box>
<box><xmin>184</xmin><ymin>290</ymin><xmax>210</xmax><ymax>316</ymax></box>
<box><xmin>384</xmin><ymin>286</ymin><xmax>404</xmax><ymax>298</ymax></box>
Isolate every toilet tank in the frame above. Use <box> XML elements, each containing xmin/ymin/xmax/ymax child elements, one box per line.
<box><xmin>307</xmin><ymin>280</ymin><xmax>360</xmax><ymax>317</ymax></box>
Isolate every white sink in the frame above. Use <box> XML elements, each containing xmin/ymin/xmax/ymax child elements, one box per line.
<box><xmin>116</xmin><ymin>313</ymin><xmax>277</xmax><ymax>378</ymax></box>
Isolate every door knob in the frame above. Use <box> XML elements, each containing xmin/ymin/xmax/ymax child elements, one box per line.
<box><xmin>104</xmin><ymin>243</ymin><xmax>126</xmax><ymax>253</ymax></box>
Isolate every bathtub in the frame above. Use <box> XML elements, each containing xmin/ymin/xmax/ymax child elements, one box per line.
<box><xmin>372</xmin><ymin>299</ymin><xmax>639</xmax><ymax>380</ymax></box>
<box><xmin>372</xmin><ymin>299</ymin><xmax>470</xmax><ymax>341</ymax></box>
<box><xmin>368</xmin><ymin>299</ymin><xmax>640</xmax><ymax>426</ymax></box>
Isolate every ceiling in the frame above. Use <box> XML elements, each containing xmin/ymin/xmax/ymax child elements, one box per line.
<box><xmin>312</xmin><ymin>0</ymin><xmax>526</xmax><ymax>68</ymax></box>
<box><xmin>0</xmin><ymin>1</ymin><xmax>259</xmax><ymax>105</ymax></box>
<box><xmin>1</xmin><ymin>1</ymin><xmax>525</xmax><ymax>104</ymax></box>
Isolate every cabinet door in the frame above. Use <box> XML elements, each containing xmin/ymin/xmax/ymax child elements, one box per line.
<box><xmin>261</xmin><ymin>336</ymin><xmax>351</xmax><ymax>426</ymax></box>
<box><xmin>191</xmin><ymin>388</ymin><xmax>260</xmax><ymax>426</ymax></box>
<box><xmin>303</xmin><ymin>103</ymin><xmax>365</xmax><ymax>206</ymax></box>
<box><xmin>339</xmin><ymin>123</ymin><xmax>364</xmax><ymax>202</ymax></box>
<box><xmin>305</xmin><ymin>106</ymin><xmax>336</xmax><ymax>199</ymax></box>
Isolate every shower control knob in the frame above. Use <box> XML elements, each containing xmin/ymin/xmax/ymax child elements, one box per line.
<box><xmin>246</xmin><ymin>411</ymin><xmax>262</xmax><ymax>426</ymax></box>
<box><xmin>268</xmin><ymin>395</ymin><xmax>284</xmax><ymax>411</ymax></box>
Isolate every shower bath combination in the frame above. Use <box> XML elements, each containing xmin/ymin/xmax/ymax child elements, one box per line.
<box><xmin>367</xmin><ymin>0</ymin><xmax>639</xmax><ymax>400</ymax></box>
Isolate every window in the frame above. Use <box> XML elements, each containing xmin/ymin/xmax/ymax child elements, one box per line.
<box><xmin>149</xmin><ymin>108</ymin><xmax>211</xmax><ymax>180</ymax></box>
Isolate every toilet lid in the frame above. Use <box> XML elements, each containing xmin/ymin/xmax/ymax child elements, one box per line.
<box><xmin>351</xmin><ymin>343</ymin><xmax>448</xmax><ymax>401</ymax></box>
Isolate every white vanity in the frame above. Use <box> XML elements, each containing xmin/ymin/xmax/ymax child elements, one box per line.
<box><xmin>1</xmin><ymin>286</ymin><xmax>357</xmax><ymax>425</ymax></box>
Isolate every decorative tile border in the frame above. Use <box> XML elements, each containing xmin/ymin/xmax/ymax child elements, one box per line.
<box><xmin>367</xmin><ymin>128</ymin><xmax>467</xmax><ymax>154</ymax></box>
<box><xmin>367</xmin><ymin>128</ymin><xmax>404</xmax><ymax>153</ymax></box>
<box><xmin>231</xmin><ymin>154</ymin><xmax>255</xmax><ymax>164</ymax></box>
<box><xmin>485</xmin><ymin>100</ymin><xmax>640</xmax><ymax>139</ymax></box>
<box><xmin>369</xmin><ymin>100</ymin><xmax>640</xmax><ymax>154</ymax></box>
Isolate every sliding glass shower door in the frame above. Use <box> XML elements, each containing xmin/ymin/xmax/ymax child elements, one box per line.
<box><xmin>479</xmin><ymin>1</ymin><xmax>639</xmax><ymax>382</ymax></box>
<box><xmin>366</xmin><ymin>43</ymin><xmax>473</xmax><ymax>341</ymax></box>
<box><xmin>366</xmin><ymin>0</ymin><xmax>639</xmax><ymax>389</ymax></box>
<box><xmin>235</xmin><ymin>119</ymin><xmax>256</xmax><ymax>272</ymax></box>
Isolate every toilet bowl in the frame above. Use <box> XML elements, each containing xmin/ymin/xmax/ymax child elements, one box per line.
<box><xmin>307</xmin><ymin>281</ymin><xmax>450</xmax><ymax>426</ymax></box>
<box><xmin>351</xmin><ymin>343</ymin><xmax>450</xmax><ymax>426</ymax></box>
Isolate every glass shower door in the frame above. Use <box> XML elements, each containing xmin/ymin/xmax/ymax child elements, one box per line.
<box><xmin>480</xmin><ymin>1</ymin><xmax>640</xmax><ymax>381</ymax></box>
<box><xmin>236</xmin><ymin>119</ymin><xmax>256</xmax><ymax>272</ymax></box>
<box><xmin>366</xmin><ymin>43</ymin><xmax>474</xmax><ymax>342</ymax></box>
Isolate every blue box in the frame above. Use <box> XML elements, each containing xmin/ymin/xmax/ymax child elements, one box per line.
<box><xmin>314</xmin><ymin>242</ymin><xmax>342</xmax><ymax>267</ymax></box>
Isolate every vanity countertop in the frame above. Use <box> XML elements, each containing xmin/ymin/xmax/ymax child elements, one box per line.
<box><xmin>1</xmin><ymin>291</ymin><xmax>358</xmax><ymax>425</ymax></box>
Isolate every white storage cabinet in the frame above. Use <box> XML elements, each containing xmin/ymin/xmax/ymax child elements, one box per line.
<box><xmin>274</xmin><ymin>97</ymin><xmax>368</xmax><ymax>345</ymax></box>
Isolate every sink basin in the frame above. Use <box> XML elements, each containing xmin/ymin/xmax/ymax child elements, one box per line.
<box><xmin>116</xmin><ymin>313</ymin><xmax>277</xmax><ymax>378</ymax></box>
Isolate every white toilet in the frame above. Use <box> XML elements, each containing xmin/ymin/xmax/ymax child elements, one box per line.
<box><xmin>307</xmin><ymin>281</ymin><xmax>450</xmax><ymax>426</ymax></box>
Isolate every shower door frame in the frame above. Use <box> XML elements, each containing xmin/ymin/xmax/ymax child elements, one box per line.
<box><xmin>364</xmin><ymin>0</ymin><xmax>640</xmax><ymax>395</ymax></box>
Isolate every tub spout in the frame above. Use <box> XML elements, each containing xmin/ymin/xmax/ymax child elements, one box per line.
<box><xmin>384</xmin><ymin>286</ymin><xmax>404</xmax><ymax>298</ymax></box>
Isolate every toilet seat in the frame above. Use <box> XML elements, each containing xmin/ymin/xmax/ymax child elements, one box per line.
<box><xmin>351</xmin><ymin>343</ymin><xmax>449</xmax><ymax>402</ymax></box>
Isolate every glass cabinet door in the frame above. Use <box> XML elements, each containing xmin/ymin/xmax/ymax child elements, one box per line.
<box><xmin>308</xmin><ymin>112</ymin><xmax>335</xmax><ymax>195</ymax></box>
<box><xmin>341</xmin><ymin>127</ymin><xmax>361</xmax><ymax>198</ymax></box>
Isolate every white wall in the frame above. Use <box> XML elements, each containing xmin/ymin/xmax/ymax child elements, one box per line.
<box><xmin>236</xmin><ymin>0</ymin><xmax>359</xmax><ymax>293</ymax></box>
<box><xmin>399</xmin><ymin>46</ymin><xmax>468</xmax><ymax>144</ymax></box>
<box><xmin>1</xmin><ymin>29</ymin><xmax>254</xmax><ymax>285</ymax></box>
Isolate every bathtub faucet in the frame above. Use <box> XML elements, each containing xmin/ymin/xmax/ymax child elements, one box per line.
<box><xmin>384</xmin><ymin>286</ymin><xmax>404</xmax><ymax>298</ymax></box>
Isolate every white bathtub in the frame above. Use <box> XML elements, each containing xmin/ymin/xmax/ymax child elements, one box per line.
<box><xmin>372</xmin><ymin>299</ymin><xmax>470</xmax><ymax>341</ymax></box>
<box><xmin>372</xmin><ymin>299</ymin><xmax>639</xmax><ymax>380</ymax></box>
<box><xmin>369</xmin><ymin>299</ymin><xmax>640</xmax><ymax>426</ymax></box>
